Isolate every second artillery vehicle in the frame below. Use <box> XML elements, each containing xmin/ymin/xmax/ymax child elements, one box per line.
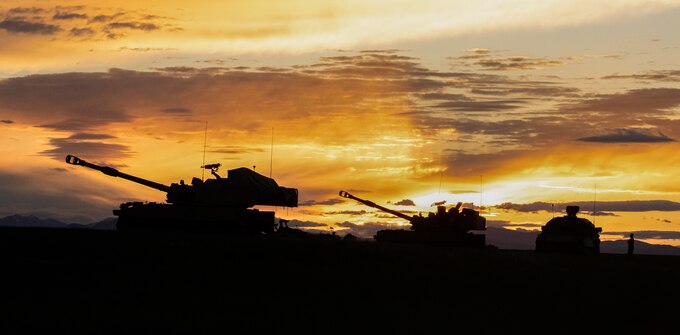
<box><xmin>66</xmin><ymin>155</ymin><xmax>298</xmax><ymax>233</ymax></box>
<box><xmin>339</xmin><ymin>191</ymin><xmax>486</xmax><ymax>247</ymax></box>
<box><xmin>535</xmin><ymin>206</ymin><xmax>602</xmax><ymax>254</ymax></box>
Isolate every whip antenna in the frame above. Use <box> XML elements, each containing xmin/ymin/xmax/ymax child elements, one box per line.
<box><xmin>201</xmin><ymin>121</ymin><xmax>207</xmax><ymax>181</ymax></box>
<box><xmin>480</xmin><ymin>175</ymin><xmax>484</xmax><ymax>211</ymax></box>
<box><xmin>437</xmin><ymin>151</ymin><xmax>444</xmax><ymax>196</ymax></box>
<box><xmin>270</xmin><ymin>127</ymin><xmax>274</xmax><ymax>178</ymax></box>
<box><xmin>593</xmin><ymin>183</ymin><xmax>597</xmax><ymax>224</ymax></box>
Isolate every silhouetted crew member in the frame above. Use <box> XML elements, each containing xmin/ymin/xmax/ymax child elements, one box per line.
<box><xmin>628</xmin><ymin>233</ymin><xmax>635</xmax><ymax>256</ymax></box>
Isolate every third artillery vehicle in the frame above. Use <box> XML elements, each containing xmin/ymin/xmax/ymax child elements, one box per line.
<box><xmin>339</xmin><ymin>191</ymin><xmax>486</xmax><ymax>247</ymax></box>
<box><xmin>66</xmin><ymin>155</ymin><xmax>298</xmax><ymax>233</ymax></box>
<box><xmin>535</xmin><ymin>205</ymin><xmax>602</xmax><ymax>254</ymax></box>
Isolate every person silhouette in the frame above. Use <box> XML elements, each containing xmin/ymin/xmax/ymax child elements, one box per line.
<box><xmin>627</xmin><ymin>233</ymin><xmax>635</xmax><ymax>256</ymax></box>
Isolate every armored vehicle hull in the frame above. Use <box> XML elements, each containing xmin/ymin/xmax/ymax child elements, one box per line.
<box><xmin>114</xmin><ymin>202</ymin><xmax>275</xmax><ymax>234</ymax></box>
<box><xmin>535</xmin><ymin>233</ymin><xmax>600</xmax><ymax>254</ymax></box>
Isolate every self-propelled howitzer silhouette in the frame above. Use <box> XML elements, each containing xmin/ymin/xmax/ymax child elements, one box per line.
<box><xmin>65</xmin><ymin>155</ymin><xmax>298</xmax><ymax>233</ymax></box>
<box><xmin>339</xmin><ymin>191</ymin><xmax>486</xmax><ymax>247</ymax></box>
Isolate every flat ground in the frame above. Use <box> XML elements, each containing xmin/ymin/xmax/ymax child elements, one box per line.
<box><xmin>0</xmin><ymin>227</ymin><xmax>678</xmax><ymax>333</ymax></box>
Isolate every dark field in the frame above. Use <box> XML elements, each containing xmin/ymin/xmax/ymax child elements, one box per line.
<box><xmin>1</xmin><ymin>227</ymin><xmax>679</xmax><ymax>333</ymax></box>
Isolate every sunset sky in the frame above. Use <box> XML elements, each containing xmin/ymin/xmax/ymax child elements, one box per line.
<box><xmin>2</xmin><ymin>1</ymin><xmax>680</xmax><ymax>245</ymax></box>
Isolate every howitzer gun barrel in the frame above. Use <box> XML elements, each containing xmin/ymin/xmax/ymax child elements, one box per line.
<box><xmin>65</xmin><ymin>155</ymin><xmax>171</xmax><ymax>193</ymax></box>
<box><xmin>339</xmin><ymin>190</ymin><xmax>412</xmax><ymax>221</ymax></box>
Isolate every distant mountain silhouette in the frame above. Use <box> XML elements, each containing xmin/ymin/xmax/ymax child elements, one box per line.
<box><xmin>485</xmin><ymin>226</ymin><xmax>539</xmax><ymax>250</ymax></box>
<box><xmin>485</xmin><ymin>225</ymin><xmax>680</xmax><ymax>256</ymax></box>
<box><xmin>88</xmin><ymin>217</ymin><xmax>118</xmax><ymax>230</ymax></box>
<box><xmin>0</xmin><ymin>214</ymin><xmax>116</xmax><ymax>230</ymax></box>
<box><xmin>600</xmin><ymin>239</ymin><xmax>680</xmax><ymax>256</ymax></box>
<box><xmin>0</xmin><ymin>214</ymin><xmax>79</xmax><ymax>228</ymax></box>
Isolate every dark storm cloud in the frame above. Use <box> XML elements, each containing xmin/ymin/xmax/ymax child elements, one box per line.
<box><xmin>495</xmin><ymin>200</ymin><xmax>680</xmax><ymax>213</ymax></box>
<box><xmin>1</xmin><ymin>119</ymin><xmax>14</xmax><ymax>124</ymax></box>
<box><xmin>0</xmin><ymin>18</ymin><xmax>61</xmax><ymax>34</ymax></box>
<box><xmin>602</xmin><ymin>70</ymin><xmax>680</xmax><ymax>82</ymax></box>
<box><xmin>578</xmin><ymin>128</ymin><xmax>674</xmax><ymax>143</ymax></box>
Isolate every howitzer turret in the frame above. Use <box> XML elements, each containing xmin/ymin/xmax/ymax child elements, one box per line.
<box><xmin>66</xmin><ymin>155</ymin><xmax>298</xmax><ymax>233</ymax></box>
<box><xmin>339</xmin><ymin>191</ymin><xmax>486</xmax><ymax>247</ymax></box>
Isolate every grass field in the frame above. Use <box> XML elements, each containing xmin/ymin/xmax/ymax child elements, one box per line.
<box><xmin>1</xmin><ymin>227</ymin><xmax>678</xmax><ymax>333</ymax></box>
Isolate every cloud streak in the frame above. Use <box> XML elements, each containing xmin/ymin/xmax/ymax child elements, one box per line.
<box><xmin>0</xmin><ymin>5</ymin><xmax>178</xmax><ymax>41</ymax></box>
<box><xmin>578</xmin><ymin>128</ymin><xmax>675</xmax><ymax>143</ymax></box>
<box><xmin>496</xmin><ymin>200</ymin><xmax>680</xmax><ymax>213</ymax></box>
<box><xmin>602</xmin><ymin>70</ymin><xmax>680</xmax><ymax>82</ymax></box>
<box><xmin>453</xmin><ymin>49</ymin><xmax>567</xmax><ymax>71</ymax></box>
<box><xmin>0</xmin><ymin>19</ymin><xmax>61</xmax><ymax>34</ymax></box>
